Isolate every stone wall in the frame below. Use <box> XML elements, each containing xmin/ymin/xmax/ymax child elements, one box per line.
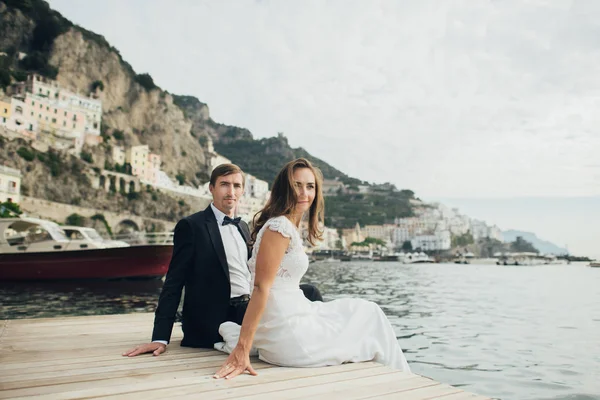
<box><xmin>19</xmin><ymin>196</ymin><xmax>176</xmax><ymax>234</ymax></box>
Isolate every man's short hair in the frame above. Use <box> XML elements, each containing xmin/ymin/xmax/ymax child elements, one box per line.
<box><xmin>209</xmin><ymin>164</ymin><xmax>245</xmax><ymax>187</ymax></box>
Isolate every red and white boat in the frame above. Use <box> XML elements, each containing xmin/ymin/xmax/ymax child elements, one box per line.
<box><xmin>0</xmin><ymin>217</ymin><xmax>172</xmax><ymax>280</ymax></box>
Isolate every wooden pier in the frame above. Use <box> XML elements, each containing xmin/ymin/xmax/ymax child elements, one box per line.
<box><xmin>0</xmin><ymin>313</ymin><xmax>491</xmax><ymax>399</ymax></box>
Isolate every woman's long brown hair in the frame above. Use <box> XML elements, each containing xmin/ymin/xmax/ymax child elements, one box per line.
<box><xmin>251</xmin><ymin>158</ymin><xmax>324</xmax><ymax>245</ymax></box>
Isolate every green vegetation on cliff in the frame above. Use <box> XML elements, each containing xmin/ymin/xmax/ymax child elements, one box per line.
<box><xmin>214</xmin><ymin>133</ymin><xmax>362</xmax><ymax>186</ymax></box>
<box><xmin>213</xmin><ymin>133</ymin><xmax>415</xmax><ymax>229</ymax></box>
<box><xmin>510</xmin><ymin>236</ymin><xmax>539</xmax><ymax>253</ymax></box>
<box><xmin>324</xmin><ymin>192</ymin><xmax>413</xmax><ymax>228</ymax></box>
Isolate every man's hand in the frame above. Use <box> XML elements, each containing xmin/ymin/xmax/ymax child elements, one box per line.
<box><xmin>122</xmin><ymin>342</ymin><xmax>166</xmax><ymax>357</ymax></box>
<box><xmin>213</xmin><ymin>346</ymin><xmax>257</xmax><ymax>380</ymax></box>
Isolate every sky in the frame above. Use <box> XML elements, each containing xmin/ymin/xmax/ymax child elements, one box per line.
<box><xmin>47</xmin><ymin>0</ymin><xmax>599</xmax><ymax>258</ymax></box>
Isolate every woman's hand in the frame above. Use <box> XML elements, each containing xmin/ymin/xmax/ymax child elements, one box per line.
<box><xmin>213</xmin><ymin>345</ymin><xmax>258</xmax><ymax>380</ymax></box>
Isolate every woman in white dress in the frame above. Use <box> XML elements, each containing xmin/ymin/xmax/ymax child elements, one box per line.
<box><xmin>214</xmin><ymin>158</ymin><xmax>411</xmax><ymax>380</ymax></box>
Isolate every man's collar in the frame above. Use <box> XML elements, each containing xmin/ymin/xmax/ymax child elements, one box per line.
<box><xmin>210</xmin><ymin>203</ymin><xmax>234</xmax><ymax>225</ymax></box>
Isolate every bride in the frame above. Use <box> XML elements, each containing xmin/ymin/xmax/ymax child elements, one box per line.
<box><xmin>213</xmin><ymin>158</ymin><xmax>411</xmax><ymax>379</ymax></box>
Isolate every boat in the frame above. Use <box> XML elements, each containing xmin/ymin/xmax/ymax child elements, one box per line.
<box><xmin>375</xmin><ymin>254</ymin><xmax>403</xmax><ymax>262</ymax></box>
<box><xmin>0</xmin><ymin>217</ymin><xmax>173</xmax><ymax>280</ymax></box>
<box><xmin>61</xmin><ymin>225</ymin><xmax>130</xmax><ymax>249</ymax></box>
<box><xmin>339</xmin><ymin>253</ymin><xmax>353</xmax><ymax>262</ymax></box>
<box><xmin>404</xmin><ymin>252</ymin><xmax>434</xmax><ymax>264</ymax></box>
<box><xmin>310</xmin><ymin>249</ymin><xmax>344</xmax><ymax>262</ymax></box>
<box><xmin>340</xmin><ymin>249</ymin><xmax>373</xmax><ymax>261</ymax></box>
<box><xmin>468</xmin><ymin>258</ymin><xmax>499</xmax><ymax>265</ymax></box>
<box><xmin>495</xmin><ymin>252</ymin><xmax>567</xmax><ymax>266</ymax></box>
<box><xmin>113</xmin><ymin>231</ymin><xmax>174</xmax><ymax>246</ymax></box>
<box><xmin>453</xmin><ymin>252</ymin><xmax>474</xmax><ymax>264</ymax></box>
<box><xmin>590</xmin><ymin>262</ymin><xmax>600</xmax><ymax>268</ymax></box>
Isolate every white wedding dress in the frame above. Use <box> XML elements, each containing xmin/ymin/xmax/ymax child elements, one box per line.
<box><xmin>215</xmin><ymin>216</ymin><xmax>411</xmax><ymax>372</ymax></box>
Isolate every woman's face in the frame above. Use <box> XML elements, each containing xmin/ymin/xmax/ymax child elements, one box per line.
<box><xmin>292</xmin><ymin>167</ymin><xmax>316</xmax><ymax>214</ymax></box>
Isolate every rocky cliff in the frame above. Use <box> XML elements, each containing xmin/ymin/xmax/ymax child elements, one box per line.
<box><xmin>0</xmin><ymin>0</ymin><xmax>415</xmax><ymax>229</ymax></box>
<box><xmin>0</xmin><ymin>1</ymin><xmax>365</xmax><ymax>185</ymax></box>
<box><xmin>50</xmin><ymin>29</ymin><xmax>212</xmax><ymax>186</ymax></box>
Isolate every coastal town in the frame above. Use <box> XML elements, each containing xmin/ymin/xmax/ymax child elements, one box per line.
<box><xmin>0</xmin><ymin>73</ymin><xmax>570</xmax><ymax>266</ymax></box>
<box><xmin>2</xmin><ymin>3</ymin><xmax>598</xmax><ymax>400</ymax></box>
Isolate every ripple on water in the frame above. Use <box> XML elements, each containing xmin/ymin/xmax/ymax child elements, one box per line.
<box><xmin>2</xmin><ymin>262</ymin><xmax>599</xmax><ymax>400</ymax></box>
<box><xmin>304</xmin><ymin>262</ymin><xmax>600</xmax><ymax>400</ymax></box>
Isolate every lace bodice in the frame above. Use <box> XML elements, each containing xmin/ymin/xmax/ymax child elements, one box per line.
<box><xmin>248</xmin><ymin>216</ymin><xmax>309</xmax><ymax>290</ymax></box>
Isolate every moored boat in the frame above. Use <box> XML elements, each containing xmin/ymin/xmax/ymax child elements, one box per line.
<box><xmin>0</xmin><ymin>217</ymin><xmax>172</xmax><ymax>280</ymax></box>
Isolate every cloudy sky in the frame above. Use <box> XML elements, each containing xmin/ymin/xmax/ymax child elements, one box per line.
<box><xmin>48</xmin><ymin>0</ymin><xmax>599</xmax><ymax>257</ymax></box>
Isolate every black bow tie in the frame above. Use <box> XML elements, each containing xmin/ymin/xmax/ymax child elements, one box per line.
<box><xmin>222</xmin><ymin>216</ymin><xmax>242</xmax><ymax>226</ymax></box>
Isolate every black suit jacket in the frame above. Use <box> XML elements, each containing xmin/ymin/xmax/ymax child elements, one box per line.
<box><xmin>151</xmin><ymin>205</ymin><xmax>252</xmax><ymax>348</ymax></box>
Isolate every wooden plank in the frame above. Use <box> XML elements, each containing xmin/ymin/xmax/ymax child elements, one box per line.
<box><xmin>7</xmin><ymin>313</ymin><xmax>153</xmax><ymax>326</ymax></box>
<box><xmin>0</xmin><ymin>314</ymin><xmax>492</xmax><ymax>400</ymax></box>
<box><xmin>1</xmin><ymin>324</ymin><xmax>158</xmax><ymax>337</ymax></box>
<box><xmin>0</xmin><ymin>361</ymin><xmax>273</xmax><ymax>399</ymax></box>
<box><xmin>84</xmin><ymin>363</ymin><xmax>387</xmax><ymax>400</ymax></box>
<box><xmin>0</xmin><ymin>357</ymin><xmax>237</xmax><ymax>391</ymax></box>
<box><xmin>227</xmin><ymin>372</ymin><xmax>422</xmax><ymax>400</ymax></box>
<box><xmin>0</xmin><ymin>347</ymin><xmax>212</xmax><ymax>370</ymax></box>
<box><xmin>1</xmin><ymin>332</ymin><xmax>162</xmax><ymax>346</ymax></box>
<box><xmin>4</xmin><ymin>318</ymin><xmax>155</xmax><ymax>331</ymax></box>
<box><xmin>0</xmin><ymin>343</ymin><xmax>186</xmax><ymax>363</ymax></box>
<box><xmin>3</xmin><ymin>316</ymin><xmax>153</xmax><ymax>328</ymax></box>
<box><xmin>1</xmin><ymin>338</ymin><xmax>160</xmax><ymax>352</ymax></box>
<box><xmin>432</xmin><ymin>392</ymin><xmax>490</xmax><ymax>400</ymax></box>
<box><xmin>1</xmin><ymin>351</ymin><xmax>220</xmax><ymax>376</ymax></box>
<box><xmin>2</xmin><ymin>325</ymin><xmax>154</xmax><ymax>337</ymax></box>
<box><xmin>365</xmin><ymin>381</ymin><xmax>464</xmax><ymax>399</ymax></box>
<box><xmin>3</xmin><ymin>362</ymin><xmax>374</xmax><ymax>399</ymax></box>
<box><xmin>1</xmin><ymin>354</ymin><xmax>233</xmax><ymax>385</ymax></box>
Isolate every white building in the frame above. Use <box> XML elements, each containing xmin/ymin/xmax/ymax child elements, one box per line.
<box><xmin>236</xmin><ymin>195</ymin><xmax>267</xmax><ymax>222</ymax></box>
<box><xmin>470</xmin><ymin>219</ymin><xmax>489</xmax><ymax>240</ymax></box>
<box><xmin>411</xmin><ymin>230</ymin><xmax>451</xmax><ymax>251</ymax></box>
<box><xmin>146</xmin><ymin>153</ymin><xmax>161</xmax><ymax>184</ymax></box>
<box><xmin>112</xmin><ymin>146</ymin><xmax>126</xmax><ymax>165</ymax></box>
<box><xmin>2</xmin><ymin>75</ymin><xmax>102</xmax><ymax>151</ymax></box>
<box><xmin>236</xmin><ymin>174</ymin><xmax>270</xmax><ymax>222</ymax></box>
<box><xmin>448</xmin><ymin>213</ymin><xmax>471</xmax><ymax>235</ymax></box>
<box><xmin>26</xmin><ymin>74</ymin><xmax>102</xmax><ymax>139</ymax></box>
<box><xmin>311</xmin><ymin>226</ymin><xmax>340</xmax><ymax>250</ymax></box>
<box><xmin>155</xmin><ymin>170</ymin><xmax>176</xmax><ymax>190</ymax></box>
<box><xmin>392</xmin><ymin>227</ymin><xmax>411</xmax><ymax>247</ymax></box>
<box><xmin>60</xmin><ymin>90</ymin><xmax>102</xmax><ymax>137</ymax></box>
<box><xmin>245</xmin><ymin>174</ymin><xmax>269</xmax><ymax>200</ymax></box>
<box><xmin>362</xmin><ymin>224</ymin><xmax>395</xmax><ymax>243</ymax></box>
<box><xmin>0</xmin><ymin>165</ymin><xmax>21</xmax><ymax>204</ymax></box>
<box><xmin>148</xmin><ymin>172</ymin><xmax>210</xmax><ymax>200</ymax></box>
<box><xmin>127</xmin><ymin>145</ymin><xmax>149</xmax><ymax>178</ymax></box>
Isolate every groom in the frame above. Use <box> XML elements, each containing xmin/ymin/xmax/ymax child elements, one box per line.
<box><xmin>123</xmin><ymin>163</ymin><xmax>322</xmax><ymax>356</ymax></box>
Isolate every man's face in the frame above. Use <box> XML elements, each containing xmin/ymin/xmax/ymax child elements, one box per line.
<box><xmin>209</xmin><ymin>173</ymin><xmax>244</xmax><ymax>216</ymax></box>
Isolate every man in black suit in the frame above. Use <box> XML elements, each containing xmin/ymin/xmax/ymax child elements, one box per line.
<box><xmin>123</xmin><ymin>164</ymin><xmax>322</xmax><ymax>356</ymax></box>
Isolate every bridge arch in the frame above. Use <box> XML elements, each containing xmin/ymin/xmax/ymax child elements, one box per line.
<box><xmin>114</xmin><ymin>219</ymin><xmax>141</xmax><ymax>235</ymax></box>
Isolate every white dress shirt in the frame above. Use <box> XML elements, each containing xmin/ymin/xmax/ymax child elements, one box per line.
<box><xmin>154</xmin><ymin>204</ymin><xmax>251</xmax><ymax>346</ymax></box>
<box><xmin>210</xmin><ymin>203</ymin><xmax>251</xmax><ymax>298</ymax></box>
